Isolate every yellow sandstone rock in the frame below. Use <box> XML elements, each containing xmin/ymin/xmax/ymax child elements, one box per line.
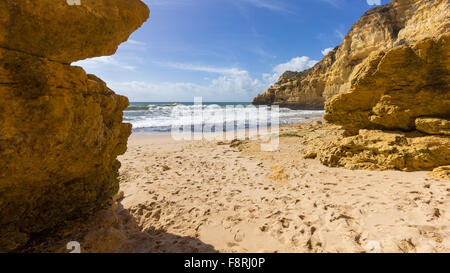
<box><xmin>0</xmin><ymin>0</ymin><xmax>150</xmax><ymax>63</ymax></box>
<box><xmin>319</xmin><ymin>1</ymin><xmax>450</xmax><ymax>173</ymax></box>
<box><xmin>253</xmin><ymin>53</ymin><xmax>336</xmax><ymax>109</ymax></box>
<box><xmin>318</xmin><ymin>130</ymin><xmax>450</xmax><ymax>171</ymax></box>
<box><xmin>430</xmin><ymin>166</ymin><xmax>450</xmax><ymax>180</ymax></box>
<box><xmin>415</xmin><ymin>118</ymin><xmax>450</xmax><ymax>136</ymax></box>
<box><xmin>0</xmin><ymin>0</ymin><xmax>149</xmax><ymax>251</ymax></box>
<box><xmin>253</xmin><ymin>0</ymin><xmax>450</xmax><ymax>110</ymax></box>
<box><xmin>257</xmin><ymin>0</ymin><xmax>450</xmax><ymax>174</ymax></box>
<box><xmin>324</xmin><ymin>35</ymin><xmax>450</xmax><ymax>134</ymax></box>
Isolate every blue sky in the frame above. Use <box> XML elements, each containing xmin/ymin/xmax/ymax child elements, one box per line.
<box><xmin>74</xmin><ymin>0</ymin><xmax>385</xmax><ymax>102</ymax></box>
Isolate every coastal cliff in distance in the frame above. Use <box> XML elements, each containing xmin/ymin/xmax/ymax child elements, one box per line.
<box><xmin>253</xmin><ymin>49</ymin><xmax>337</xmax><ymax>109</ymax></box>
<box><xmin>0</xmin><ymin>0</ymin><xmax>149</xmax><ymax>251</ymax></box>
<box><xmin>253</xmin><ymin>0</ymin><xmax>450</xmax><ymax>109</ymax></box>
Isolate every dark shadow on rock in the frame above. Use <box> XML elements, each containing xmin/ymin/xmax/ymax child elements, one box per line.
<box><xmin>114</xmin><ymin>203</ymin><xmax>217</xmax><ymax>253</ymax></box>
<box><xmin>20</xmin><ymin>202</ymin><xmax>217</xmax><ymax>253</ymax></box>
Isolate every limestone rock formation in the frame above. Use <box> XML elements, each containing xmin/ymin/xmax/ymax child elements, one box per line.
<box><xmin>253</xmin><ymin>49</ymin><xmax>337</xmax><ymax>109</ymax></box>
<box><xmin>269</xmin><ymin>0</ymin><xmax>450</xmax><ymax>174</ymax></box>
<box><xmin>319</xmin><ymin>1</ymin><xmax>449</xmax><ymax>173</ymax></box>
<box><xmin>415</xmin><ymin>118</ymin><xmax>450</xmax><ymax>136</ymax></box>
<box><xmin>253</xmin><ymin>0</ymin><xmax>450</xmax><ymax>109</ymax></box>
<box><xmin>292</xmin><ymin>122</ymin><xmax>450</xmax><ymax>174</ymax></box>
<box><xmin>0</xmin><ymin>0</ymin><xmax>149</xmax><ymax>252</ymax></box>
<box><xmin>0</xmin><ymin>0</ymin><xmax>150</xmax><ymax>63</ymax></box>
<box><xmin>430</xmin><ymin>166</ymin><xmax>450</xmax><ymax>180</ymax></box>
<box><xmin>318</xmin><ymin>130</ymin><xmax>450</xmax><ymax>171</ymax></box>
<box><xmin>324</xmin><ymin>34</ymin><xmax>450</xmax><ymax>134</ymax></box>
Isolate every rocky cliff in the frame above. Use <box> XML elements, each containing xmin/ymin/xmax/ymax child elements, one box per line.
<box><xmin>0</xmin><ymin>0</ymin><xmax>149</xmax><ymax>251</ymax></box>
<box><xmin>324</xmin><ymin>33</ymin><xmax>449</xmax><ymax>134</ymax></box>
<box><xmin>253</xmin><ymin>0</ymin><xmax>450</xmax><ymax>109</ymax></box>
<box><xmin>292</xmin><ymin>0</ymin><xmax>450</xmax><ymax>176</ymax></box>
<box><xmin>253</xmin><ymin>49</ymin><xmax>337</xmax><ymax>109</ymax></box>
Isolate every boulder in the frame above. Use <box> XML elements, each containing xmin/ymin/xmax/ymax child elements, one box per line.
<box><xmin>430</xmin><ymin>166</ymin><xmax>450</xmax><ymax>180</ymax></box>
<box><xmin>318</xmin><ymin>130</ymin><xmax>450</xmax><ymax>171</ymax></box>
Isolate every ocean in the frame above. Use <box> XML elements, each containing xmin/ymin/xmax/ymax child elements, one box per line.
<box><xmin>124</xmin><ymin>102</ymin><xmax>324</xmax><ymax>135</ymax></box>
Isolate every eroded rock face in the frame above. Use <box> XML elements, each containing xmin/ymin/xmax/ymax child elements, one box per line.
<box><xmin>318</xmin><ymin>1</ymin><xmax>449</xmax><ymax>172</ymax></box>
<box><xmin>324</xmin><ymin>34</ymin><xmax>450</xmax><ymax>134</ymax></box>
<box><xmin>415</xmin><ymin>118</ymin><xmax>450</xmax><ymax>136</ymax></box>
<box><xmin>0</xmin><ymin>0</ymin><xmax>149</xmax><ymax>251</ymax></box>
<box><xmin>253</xmin><ymin>49</ymin><xmax>337</xmax><ymax>109</ymax></box>
<box><xmin>0</xmin><ymin>0</ymin><xmax>150</xmax><ymax>63</ymax></box>
<box><xmin>318</xmin><ymin>130</ymin><xmax>450</xmax><ymax>171</ymax></box>
<box><xmin>430</xmin><ymin>166</ymin><xmax>450</xmax><ymax>180</ymax></box>
<box><xmin>272</xmin><ymin>0</ymin><xmax>450</xmax><ymax>173</ymax></box>
<box><xmin>253</xmin><ymin>0</ymin><xmax>450</xmax><ymax>109</ymax></box>
<box><xmin>293</xmin><ymin>122</ymin><xmax>450</xmax><ymax>174</ymax></box>
<box><xmin>257</xmin><ymin>0</ymin><xmax>450</xmax><ymax>173</ymax></box>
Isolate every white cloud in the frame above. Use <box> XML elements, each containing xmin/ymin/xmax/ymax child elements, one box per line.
<box><xmin>251</xmin><ymin>47</ymin><xmax>276</xmax><ymax>59</ymax></box>
<box><xmin>117</xmin><ymin>39</ymin><xmax>149</xmax><ymax>52</ymax></box>
<box><xmin>147</xmin><ymin>0</ymin><xmax>290</xmax><ymax>12</ymax></box>
<box><xmin>263</xmin><ymin>56</ymin><xmax>318</xmax><ymax>84</ymax></box>
<box><xmin>320</xmin><ymin>0</ymin><xmax>341</xmax><ymax>8</ymax></box>
<box><xmin>240</xmin><ymin>0</ymin><xmax>289</xmax><ymax>12</ymax></box>
<box><xmin>272</xmin><ymin>56</ymin><xmax>318</xmax><ymax>75</ymax></box>
<box><xmin>126</xmin><ymin>39</ymin><xmax>147</xmax><ymax>46</ymax></box>
<box><xmin>321</xmin><ymin>47</ymin><xmax>334</xmax><ymax>55</ymax></box>
<box><xmin>114</xmin><ymin>57</ymin><xmax>317</xmax><ymax>101</ymax></box>
<box><xmin>73</xmin><ymin>56</ymin><xmax>136</xmax><ymax>71</ymax></box>
<box><xmin>367</xmin><ymin>0</ymin><xmax>381</xmax><ymax>6</ymax></box>
<box><xmin>109</xmin><ymin>69</ymin><xmax>266</xmax><ymax>102</ymax></box>
<box><xmin>335</xmin><ymin>29</ymin><xmax>345</xmax><ymax>40</ymax></box>
<box><xmin>158</xmin><ymin>62</ymin><xmax>248</xmax><ymax>75</ymax></box>
<box><xmin>77</xmin><ymin>56</ymin><xmax>317</xmax><ymax>101</ymax></box>
<box><xmin>144</xmin><ymin>0</ymin><xmax>193</xmax><ymax>7</ymax></box>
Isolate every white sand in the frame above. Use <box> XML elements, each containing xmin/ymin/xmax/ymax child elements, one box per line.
<box><xmin>117</xmin><ymin>134</ymin><xmax>450</xmax><ymax>253</ymax></box>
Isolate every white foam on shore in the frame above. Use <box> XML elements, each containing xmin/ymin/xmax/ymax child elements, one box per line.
<box><xmin>124</xmin><ymin>103</ymin><xmax>324</xmax><ymax>134</ymax></box>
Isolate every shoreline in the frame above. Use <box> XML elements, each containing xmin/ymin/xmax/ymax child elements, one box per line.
<box><xmin>129</xmin><ymin>119</ymin><xmax>322</xmax><ymax>137</ymax></box>
<box><xmin>125</xmin><ymin>102</ymin><xmax>325</xmax><ymax>137</ymax></box>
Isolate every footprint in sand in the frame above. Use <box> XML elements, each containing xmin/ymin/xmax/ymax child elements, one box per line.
<box><xmin>234</xmin><ymin>230</ymin><xmax>245</xmax><ymax>242</ymax></box>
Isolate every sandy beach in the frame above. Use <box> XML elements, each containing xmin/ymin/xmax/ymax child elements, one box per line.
<box><xmin>115</xmin><ymin>124</ymin><xmax>450</xmax><ymax>253</ymax></box>
<box><xmin>3</xmin><ymin>0</ymin><xmax>449</xmax><ymax>255</ymax></box>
